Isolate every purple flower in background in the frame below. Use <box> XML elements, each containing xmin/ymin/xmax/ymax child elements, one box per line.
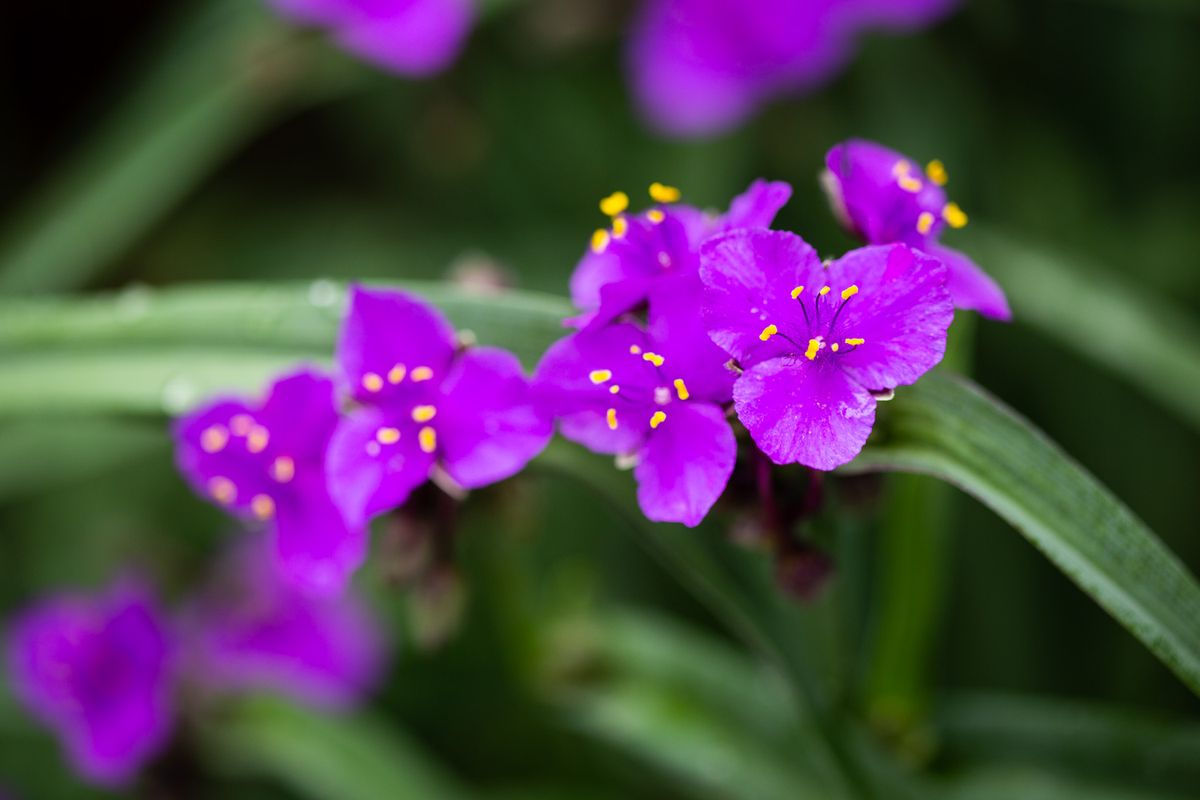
<box><xmin>701</xmin><ymin>230</ymin><xmax>952</xmax><ymax>470</ymax></box>
<box><xmin>823</xmin><ymin>139</ymin><xmax>1010</xmax><ymax>320</ymax></box>
<box><xmin>268</xmin><ymin>0</ymin><xmax>473</xmax><ymax>76</ymax></box>
<box><xmin>570</xmin><ymin>179</ymin><xmax>792</xmax><ymax>329</ymax></box>
<box><xmin>184</xmin><ymin>537</ymin><xmax>385</xmax><ymax>709</ymax></box>
<box><xmin>536</xmin><ymin>282</ymin><xmax>737</xmax><ymax>526</ymax></box>
<box><xmin>5</xmin><ymin>583</ymin><xmax>173</xmax><ymax>787</ymax></box>
<box><xmin>629</xmin><ymin>0</ymin><xmax>958</xmax><ymax>137</ymax></box>
<box><xmin>327</xmin><ymin>287</ymin><xmax>551</xmax><ymax>522</ymax></box>
<box><xmin>175</xmin><ymin>369</ymin><xmax>364</xmax><ymax>595</ymax></box>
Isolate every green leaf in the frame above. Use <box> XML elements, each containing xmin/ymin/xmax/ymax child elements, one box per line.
<box><xmin>845</xmin><ymin>372</ymin><xmax>1200</xmax><ymax>696</ymax></box>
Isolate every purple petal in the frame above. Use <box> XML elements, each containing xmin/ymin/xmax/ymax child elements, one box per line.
<box><xmin>436</xmin><ymin>347</ymin><xmax>552</xmax><ymax>489</ymax></box>
<box><xmin>927</xmin><ymin>244</ymin><xmax>1012</xmax><ymax>321</ymax></box>
<box><xmin>717</xmin><ymin>179</ymin><xmax>793</xmax><ymax>232</ymax></box>
<box><xmin>633</xmin><ymin>402</ymin><xmax>736</xmax><ymax>526</ymax></box>
<box><xmin>824</xmin><ymin>139</ymin><xmax>948</xmax><ymax>245</ymax></box>
<box><xmin>734</xmin><ymin>357</ymin><xmax>877</xmax><ymax>470</ymax></box>
<box><xmin>824</xmin><ymin>244</ymin><xmax>953</xmax><ymax>390</ymax></box>
<box><xmin>833</xmin><ymin>0</ymin><xmax>959</xmax><ymax>30</ymax></box>
<box><xmin>273</xmin><ymin>475</ymin><xmax>369</xmax><ymax>595</ymax></box>
<box><xmin>647</xmin><ymin>275</ymin><xmax>736</xmax><ymax>403</ymax></box>
<box><xmin>326</xmin><ymin>406</ymin><xmax>435</xmax><ymax>521</ymax></box>
<box><xmin>256</xmin><ymin>369</ymin><xmax>340</xmax><ymax>464</ymax></box>
<box><xmin>334</xmin><ymin>0</ymin><xmax>474</xmax><ymax>77</ymax></box>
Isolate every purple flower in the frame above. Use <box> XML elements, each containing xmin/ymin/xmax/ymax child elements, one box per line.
<box><xmin>628</xmin><ymin>0</ymin><xmax>958</xmax><ymax>137</ymax></box>
<box><xmin>823</xmin><ymin>139</ymin><xmax>1011</xmax><ymax>320</ymax></box>
<box><xmin>267</xmin><ymin>0</ymin><xmax>473</xmax><ymax>76</ymax></box>
<box><xmin>4</xmin><ymin>582</ymin><xmax>173</xmax><ymax>787</ymax></box>
<box><xmin>700</xmin><ymin>230</ymin><xmax>953</xmax><ymax>470</ymax></box>
<box><xmin>535</xmin><ymin>280</ymin><xmax>737</xmax><ymax>526</ymax></box>
<box><xmin>570</xmin><ymin>179</ymin><xmax>792</xmax><ymax>329</ymax></box>
<box><xmin>327</xmin><ymin>287</ymin><xmax>552</xmax><ymax>522</ymax></box>
<box><xmin>184</xmin><ymin>536</ymin><xmax>385</xmax><ymax>709</ymax></box>
<box><xmin>174</xmin><ymin>368</ymin><xmax>364</xmax><ymax>595</ymax></box>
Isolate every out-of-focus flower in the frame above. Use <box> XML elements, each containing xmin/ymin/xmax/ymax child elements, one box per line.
<box><xmin>628</xmin><ymin>0</ymin><xmax>958</xmax><ymax>137</ymax></box>
<box><xmin>327</xmin><ymin>287</ymin><xmax>551</xmax><ymax>522</ymax></box>
<box><xmin>535</xmin><ymin>283</ymin><xmax>737</xmax><ymax>525</ymax></box>
<box><xmin>174</xmin><ymin>369</ymin><xmax>363</xmax><ymax>595</ymax></box>
<box><xmin>701</xmin><ymin>230</ymin><xmax>952</xmax><ymax>469</ymax></box>
<box><xmin>570</xmin><ymin>179</ymin><xmax>792</xmax><ymax>329</ymax></box>
<box><xmin>823</xmin><ymin>139</ymin><xmax>1010</xmax><ymax>319</ymax></box>
<box><xmin>184</xmin><ymin>537</ymin><xmax>385</xmax><ymax>709</ymax></box>
<box><xmin>4</xmin><ymin>582</ymin><xmax>173</xmax><ymax>787</ymax></box>
<box><xmin>267</xmin><ymin>0</ymin><xmax>474</xmax><ymax>76</ymax></box>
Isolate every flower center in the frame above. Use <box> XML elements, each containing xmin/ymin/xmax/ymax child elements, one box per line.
<box><xmin>759</xmin><ymin>283</ymin><xmax>866</xmax><ymax>362</ymax></box>
<box><xmin>587</xmin><ymin>346</ymin><xmax>691</xmax><ymax>431</ymax></box>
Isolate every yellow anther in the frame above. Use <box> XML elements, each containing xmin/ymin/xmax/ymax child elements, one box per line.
<box><xmin>247</xmin><ymin>425</ymin><xmax>270</xmax><ymax>454</ymax></box>
<box><xmin>411</xmin><ymin>366</ymin><xmax>434</xmax><ymax>382</ymax></box>
<box><xmin>892</xmin><ymin>160</ymin><xmax>912</xmax><ymax>177</ymax></box>
<box><xmin>600</xmin><ymin>191</ymin><xmax>629</xmax><ymax>217</ymax></box>
<box><xmin>606</xmin><ymin>408</ymin><xmax>618</xmax><ymax>430</ymax></box>
<box><xmin>673</xmin><ymin>378</ymin><xmax>690</xmax><ymax>400</ymax></box>
<box><xmin>251</xmin><ymin>494</ymin><xmax>275</xmax><ymax>521</ymax></box>
<box><xmin>759</xmin><ymin>324</ymin><xmax>778</xmax><ymax>342</ymax></box>
<box><xmin>840</xmin><ymin>285</ymin><xmax>859</xmax><ymax>301</ymax></box>
<box><xmin>845</xmin><ymin>337</ymin><xmax>865</xmax><ymax>346</ymax></box>
<box><xmin>916</xmin><ymin>211</ymin><xmax>936</xmax><ymax>235</ymax></box>
<box><xmin>591</xmin><ymin>228</ymin><xmax>610</xmax><ymax>254</ymax></box>
<box><xmin>926</xmin><ymin>159</ymin><xmax>948</xmax><ymax>186</ymax></box>
<box><xmin>642</xmin><ymin>351</ymin><xmax>665</xmax><ymax>367</ymax></box>
<box><xmin>649</xmin><ymin>411</ymin><xmax>667</xmax><ymax>429</ymax></box>
<box><xmin>271</xmin><ymin>456</ymin><xmax>295</xmax><ymax>483</ymax></box>
<box><xmin>942</xmin><ymin>202</ymin><xmax>968</xmax><ymax>229</ymax></box>
<box><xmin>791</xmin><ymin>285</ymin><xmax>805</xmax><ymax>299</ymax></box>
<box><xmin>376</xmin><ymin>427</ymin><xmax>401</xmax><ymax>445</ymax></box>
<box><xmin>230</xmin><ymin>414</ymin><xmax>254</xmax><ymax>436</ymax></box>
<box><xmin>898</xmin><ymin>175</ymin><xmax>923</xmax><ymax>193</ymax></box>
<box><xmin>589</xmin><ymin>369</ymin><xmax>613</xmax><ymax>384</ymax></box>
<box><xmin>412</xmin><ymin>405</ymin><xmax>437</xmax><ymax>423</ymax></box>
<box><xmin>819</xmin><ymin>285</ymin><xmax>831</xmax><ymax>296</ymax></box>
<box><xmin>388</xmin><ymin>364</ymin><xmax>407</xmax><ymax>384</ymax></box>
<box><xmin>805</xmin><ymin>338</ymin><xmax>821</xmax><ymax>361</ymax></box>
<box><xmin>831</xmin><ymin>343</ymin><xmax>840</xmax><ymax>352</ymax></box>
<box><xmin>200</xmin><ymin>425</ymin><xmax>228</xmax><ymax>454</ymax></box>
<box><xmin>609</xmin><ymin>385</ymin><xmax>620</xmax><ymax>394</ymax></box>
<box><xmin>362</xmin><ymin>372</ymin><xmax>384</xmax><ymax>393</ymax></box>
<box><xmin>647</xmin><ymin>209</ymin><xmax>665</xmax><ymax>223</ymax></box>
<box><xmin>629</xmin><ymin>345</ymin><xmax>642</xmax><ymax>355</ymax></box>
<box><xmin>612</xmin><ymin>216</ymin><xmax>628</xmax><ymax>239</ymax></box>
<box><xmin>649</xmin><ymin>182</ymin><xmax>682</xmax><ymax>203</ymax></box>
<box><xmin>418</xmin><ymin>426</ymin><xmax>437</xmax><ymax>453</ymax></box>
<box><xmin>208</xmin><ymin>476</ymin><xmax>236</xmax><ymax>505</ymax></box>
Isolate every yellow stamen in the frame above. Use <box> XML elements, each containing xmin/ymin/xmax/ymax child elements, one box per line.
<box><xmin>376</xmin><ymin>427</ymin><xmax>401</xmax><ymax>445</ymax></box>
<box><xmin>840</xmin><ymin>285</ymin><xmax>859</xmax><ymax>301</ymax></box>
<box><xmin>600</xmin><ymin>191</ymin><xmax>629</xmax><ymax>217</ymax></box>
<box><xmin>642</xmin><ymin>351</ymin><xmax>665</xmax><ymax>367</ymax></box>
<box><xmin>591</xmin><ymin>228</ymin><xmax>610</xmax><ymax>254</ymax></box>
<box><xmin>606</xmin><ymin>408</ymin><xmax>618</xmax><ymax>430</ymax></box>
<box><xmin>649</xmin><ymin>411</ymin><xmax>667</xmax><ymax>429</ymax></box>
<box><xmin>673</xmin><ymin>378</ymin><xmax>689</xmax><ymax>400</ymax></box>
<box><xmin>612</xmin><ymin>216</ymin><xmax>629</xmax><ymax>238</ymax></box>
<box><xmin>791</xmin><ymin>285</ymin><xmax>805</xmax><ymax>299</ymax></box>
<box><xmin>411</xmin><ymin>366</ymin><xmax>434</xmax><ymax>382</ymax></box>
<box><xmin>845</xmin><ymin>337</ymin><xmax>865</xmax><ymax>346</ymax></box>
<box><xmin>362</xmin><ymin>372</ymin><xmax>384</xmax><ymax>393</ymax></box>
<box><xmin>805</xmin><ymin>338</ymin><xmax>821</xmax><ymax>361</ymax></box>
<box><xmin>647</xmin><ymin>209</ymin><xmax>665</xmax><ymax>223</ymax></box>
<box><xmin>388</xmin><ymin>364</ymin><xmax>407</xmax><ymax>384</ymax></box>
<box><xmin>609</xmin><ymin>384</ymin><xmax>620</xmax><ymax>394</ymax></box>
<box><xmin>819</xmin><ymin>285</ymin><xmax>831</xmax><ymax>296</ymax></box>
<box><xmin>892</xmin><ymin>160</ymin><xmax>912</xmax><ymax>177</ymax></box>
<box><xmin>649</xmin><ymin>182</ymin><xmax>681</xmax><ymax>203</ymax></box>
<box><xmin>418</xmin><ymin>427</ymin><xmax>437</xmax><ymax>453</ymax></box>
<box><xmin>589</xmin><ymin>369</ymin><xmax>613</xmax><ymax>384</ymax></box>
<box><xmin>916</xmin><ymin>211</ymin><xmax>936</xmax><ymax>235</ymax></box>
<box><xmin>271</xmin><ymin>456</ymin><xmax>295</xmax><ymax>483</ymax></box>
<box><xmin>251</xmin><ymin>494</ymin><xmax>275</xmax><ymax>520</ymax></box>
<box><xmin>247</xmin><ymin>426</ymin><xmax>270</xmax><ymax>454</ymax></box>
<box><xmin>898</xmin><ymin>175</ymin><xmax>923</xmax><ymax>193</ymax></box>
<box><xmin>759</xmin><ymin>324</ymin><xmax>778</xmax><ymax>341</ymax></box>
<box><xmin>411</xmin><ymin>405</ymin><xmax>437</xmax><ymax>423</ymax></box>
<box><xmin>942</xmin><ymin>202</ymin><xmax>968</xmax><ymax>229</ymax></box>
<box><xmin>230</xmin><ymin>414</ymin><xmax>254</xmax><ymax>436</ymax></box>
<box><xmin>629</xmin><ymin>345</ymin><xmax>642</xmax><ymax>355</ymax></box>
<box><xmin>926</xmin><ymin>159</ymin><xmax>948</xmax><ymax>186</ymax></box>
<box><xmin>208</xmin><ymin>476</ymin><xmax>236</xmax><ymax>505</ymax></box>
<box><xmin>200</xmin><ymin>425</ymin><xmax>228</xmax><ymax>454</ymax></box>
<box><xmin>831</xmin><ymin>343</ymin><xmax>840</xmax><ymax>352</ymax></box>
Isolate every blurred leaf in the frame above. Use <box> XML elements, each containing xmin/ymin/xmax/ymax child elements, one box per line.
<box><xmin>939</xmin><ymin>766</ymin><xmax>1193</xmax><ymax>800</ymax></box>
<box><xmin>201</xmin><ymin>697</ymin><xmax>472</xmax><ymax>800</ymax></box>
<box><xmin>846</xmin><ymin>372</ymin><xmax>1200</xmax><ymax>696</ymax></box>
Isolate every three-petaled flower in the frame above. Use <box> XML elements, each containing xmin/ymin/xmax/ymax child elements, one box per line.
<box><xmin>701</xmin><ymin>229</ymin><xmax>953</xmax><ymax>470</ymax></box>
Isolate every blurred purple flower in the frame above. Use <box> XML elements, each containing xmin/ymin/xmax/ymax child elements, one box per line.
<box><xmin>267</xmin><ymin>0</ymin><xmax>474</xmax><ymax>76</ymax></box>
<box><xmin>823</xmin><ymin>139</ymin><xmax>1011</xmax><ymax>319</ymax></box>
<box><xmin>570</xmin><ymin>179</ymin><xmax>792</xmax><ymax>329</ymax></box>
<box><xmin>327</xmin><ymin>287</ymin><xmax>552</xmax><ymax>522</ymax></box>
<box><xmin>184</xmin><ymin>536</ymin><xmax>385</xmax><ymax>709</ymax></box>
<box><xmin>701</xmin><ymin>230</ymin><xmax>952</xmax><ymax>469</ymax></box>
<box><xmin>535</xmin><ymin>281</ymin><xmax>737</xmax><ymax>526</ymax></box>
<box><xmin>628</xmin><ymin>0</ymin><xmax>958</xmax><ymax>137</ymax></box>
<box><xmin>174</xmin><ymin>369</ymin><xmax>364</xmax><ymax>595</ymax></box>
<box><xmin>4</xmin><ymin>582</ymin><xmax>173</xmax><ymax>787</ymax></box>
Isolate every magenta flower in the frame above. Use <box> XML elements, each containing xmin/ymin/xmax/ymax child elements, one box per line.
<box><xmin>327</xmin><ymin>287</ymin><xmax>552</xmax><ymax>522</ymax></box>
<box><xmin>535</xmin><ymin>282</ymin><xmax>737</xmax><ymax>526</ymax></box>
<box><xmin>628</xmin><ymin>0</ymin><xmax>958</xmax><ymax>137</ymax></box>
<box><xmin>267</xmin><ymin>0</ymin><xmax>473</xmax><ymax>76</ymax></box>
<box><xmin>4</xmin><ymin>582</ymin><xmax>173</xmax><ymax>787</ymax></box>
<box><xmin>823</xmin><ymin>139</ymin><xmax>1011</xmax><ymax>320</ymax></box>
<box><xmin>184</xmin><ymin>536</ymin><xmax>385</xmax><ymax>709</ymax></box>
<box><xmin>701</xmin><ymin>230</ymin><xmax>953</xmax><ymax>470</ymax></box>
<box><xmin>174</xmin><ymin>369</ymin><xmax>364</xmax><ymax>595</ymax></box>
<box><xmin>570</xmin><ymin>179</ymin><xmax>792</xmax><ymax>329</ymax></box>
